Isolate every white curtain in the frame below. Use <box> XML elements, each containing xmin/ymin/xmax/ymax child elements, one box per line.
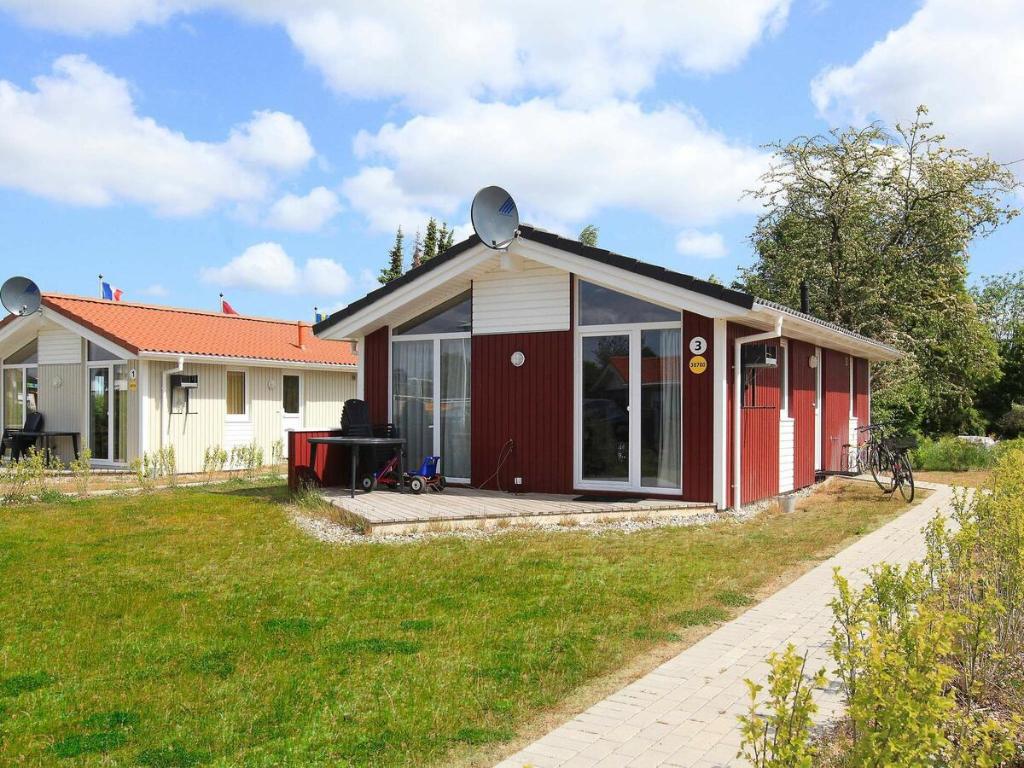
<box><xmin>642</xmin><ymin>329</ymin><xmax>681</xmax><ymax>488</ymax></box>
<box><xmin>440</xmin><ymin>338</ymin><xmax>472</xmax><ymax>478</ymax></box>
<box><xmin>392</xmin><ymin>340</ymin><xmax>433</xmax><ymax>467</ymax></box>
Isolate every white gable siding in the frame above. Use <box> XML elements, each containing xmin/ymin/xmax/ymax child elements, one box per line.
<box><xmin>38</xmin><ymin>329</ymin><xmax>81</xmax><ymax>364</ymax></box>
<box><xmin>472</xmin><ymin>260</ymin><xmax>570</xmax><ymax>334</ymax></box>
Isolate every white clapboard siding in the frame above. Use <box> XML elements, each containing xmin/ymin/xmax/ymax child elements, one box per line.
<box><xmin>848</xmin><ymin>417</ymin><xmax>859</xmax><ymax>471</ymax></box>
<box><xmin>224</xmin><ymin>420</ymin><xmax>255</xmax><ymax>462</ymax></box>
<box><xmin>38</xmin><ymin>329</ymin><xmax>81</xmax><ymax>364</ymax></box>
<box><xmin>779</xmin><ymin>416</ymin><xmax>795</xmax><ymax>493</ymax></box>
<box><xmin>473</xmin><ymin>260</ymin><xmax>570</xmax><ymax>334</ymax></box>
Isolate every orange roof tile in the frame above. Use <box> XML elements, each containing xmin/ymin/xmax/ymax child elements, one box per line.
<box><xmin>38</xmin><ymin>294</ymin><xmax>357</xmax><ymax>367</ymax></box>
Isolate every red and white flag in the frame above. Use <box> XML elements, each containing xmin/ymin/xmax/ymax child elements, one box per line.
<box><xmin>220</xmin><ymin>295</ymin><xmax>238</xmax><ymax>315</ymax></box>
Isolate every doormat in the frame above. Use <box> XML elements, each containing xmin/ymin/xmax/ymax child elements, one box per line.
<box><xmin>572</xmin><ymin>495</ymin><xmax>643</xmax><ymax>503</ymax></box>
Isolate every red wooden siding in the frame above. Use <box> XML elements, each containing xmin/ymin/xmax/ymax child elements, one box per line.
<box><xmin>822</xmin><ymin>349</ymin><xmax>852</xmax><ymax>471</ymax></box>
<box><xmin>682</xmin><ymin>312</ymin><xmax>714</xmax><ymax>502</ymax></box>
<box><xmin>363</xmin><ymin>326</ymin><xmax>390</xmax><ymax>425</ymax></box>
<box><xmin>727</xmin><ymin>323</ymin><xmax>781</xmax><ymax>506</ymax></box>
<box><xmin>287</xmin><ymin>429</ymin><xmax>346</xmax><ymax>491</ymax></box>
<box><xmin>789</xmin><ymin>339</ymin><xmax>817</xmax><ymax>489</ymax></box>
<box><xmin>471</xmin><ymin>331</ymin><xmax>574</xmax><ymax>493</ymax></box>
<box><xmin>853</xmin><ymin>358</ymin><xmax>870</xmax><ymax>439</ymax></box>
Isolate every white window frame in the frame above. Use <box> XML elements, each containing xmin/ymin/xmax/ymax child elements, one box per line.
<box><xmin>1</xmin><ymin>362</ymin><xmax>37</xmax><ymax>430</ymax></box>
<box><xmin>573</xmin><ymin>279</ymin><xmax>683</xmax><ymax>495</ymax></box>
<box><xmin>391</xmin><ymin>331</ymin><xmax>472</xmax><ymax>483</ymax></box>
<box><xmin>226</xmin><ymin>368</ymin><xmax>249</xmax><ymax>422</ymax></box>
<box><xmin>282</xmin><ymin>372</ymin><xmax>303</xmax><ymax>417</ymax></box>
<box><xmin>87</xmin><ymin>360</ymin><xmax>129</xmax><ymax>466</ymax></box>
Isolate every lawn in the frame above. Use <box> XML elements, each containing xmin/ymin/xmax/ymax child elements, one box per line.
<box><xmin>0</xmin><ymin>480</ymin><xmax>919</xmax><ymax>767</ymax></box>
<box><xmin>915</xmin><ymin>469</ymin><xmax>993</xmax><ymax>488</ymax></box>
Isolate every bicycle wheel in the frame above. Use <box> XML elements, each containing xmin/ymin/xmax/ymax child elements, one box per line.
<box><xmin>870</xmin><ymin>446</ymin><xmax>894</xmax><ymax>492</ymax></box>
<box><xmin>895</xmin><ymin>453</ymin><xmax>915</xmax><ymax>502</ymax></box>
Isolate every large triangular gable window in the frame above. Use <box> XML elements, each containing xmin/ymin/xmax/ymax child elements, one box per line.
<box><xmin>578</xmin><ymin>281</ymin><xmax>679</xmax><ymax>326</ymax></box>
<box><xmin>394</xmin><ymin>291</ymin><xmax>472</xmax><ymax>336</ymax></box>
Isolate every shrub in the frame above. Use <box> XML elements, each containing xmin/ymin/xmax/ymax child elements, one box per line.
<box><xmin>229</xmin><ymin>443</ymin><xmax>264</xmax><ymax>482</ymax></box>
<box><xmin>738</xmin><ymin>644</ymin><xmax>825</xmax><ymax>768</ymax></box>
<box><xmin>202</xmin><ymin>446</ymin><xmax>228</xmax><ymax>484</ymax></box>
<box><xmin>69</xmin><ymin>449</ymin><xmax>93</xmax><ymax>497</ymax></box>
<box><xmin>912</xmin><ymin>436</ymin><xmax>997</xmax><ymax>471</ymax></box>
<box><xmin>996</xmin><ymin>403</ymin><xmax>1024</xmax><ymax>438</ymax></box>
<box><xmin>271</xmin><ymin>439</ymin><xmax>284</xmax><ymax>468</ymax></box>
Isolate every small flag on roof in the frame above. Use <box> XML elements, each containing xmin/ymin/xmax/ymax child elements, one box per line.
<box><xmin>100</xmin><ymin>280</ymin><xmax>123</xmax><ymax>302</ymax></box>
<box><xmin>314</xmin><ymin>306</ymin><xmax>325</xmax><ymax>324</ymax></box>
<box><xmin>220</xmin><ymin>293</ymin><xmax>238</xmax><ymax>315</ymax></box>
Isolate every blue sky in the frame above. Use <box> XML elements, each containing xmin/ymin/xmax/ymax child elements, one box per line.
<box><xmin>0</xmin><ymin>0</ymin><xmax>1020</xmax><ymax>321</ymax></box>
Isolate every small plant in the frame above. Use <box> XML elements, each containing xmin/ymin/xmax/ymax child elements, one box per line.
<box><xmin>230</xmin><ymin>443</ymin><xmax>264</xmax><ymax>482</ymax></box>
<box><xmin>69</xmin><ymin>449</ymin><xmax>93</xmax><ymax>497</ymax></box>
<box><xmin>271</xmin><ymin>439</ymin><xmax>284</xmax><ymax>469</ymax></box>
<box><xmin>157</xmin><ymin>446</ymin><xmax>177</xmax><ymax>487</ymax></box>
<box><xmin>202</xmin><ymin>446</ymin><xmax>228</xmax><ymax>485</ymax></box>
<box><xmin>129</xmin><ymin>453</ymin><xmax>157</xmax><ymax>492</ymax></box>
<box><xmin>738</xmin><ymin>644</ymin><xmax>825</xmax><ymax>768</ymax></box>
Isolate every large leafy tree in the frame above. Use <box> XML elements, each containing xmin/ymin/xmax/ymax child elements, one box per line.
<box><xmin>973</xmin><ymin>270</ymin><xmax>1024</xmax><ymax>433</ymax></box>
<box><xmin>378</xmin><ymin>226</ymin><xmax>405</xmax><ymax>284</ymax></box>
<box><xmin>737</xmin><ymin>107</ymin><xmax>1018</xmax><ymax>434</ymax></box>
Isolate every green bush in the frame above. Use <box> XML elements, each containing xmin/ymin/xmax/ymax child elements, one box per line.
<box><xmin>741</xmin><ymin>447</ymin><xmax>1024</xmax><ymax>764</ymax></box>
<box><xmin>912</xmin><ymin>436</ymin><xmax>997</xmax><ymax>471</ymax></box>
<box><xmin>997</xmin><ymin>403</ymin><xmax>1024</xmax><ymax>439</ymax></box>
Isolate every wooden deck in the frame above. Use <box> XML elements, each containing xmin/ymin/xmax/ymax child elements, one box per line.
<box><xmin>321</xmin><ymin>487</ymin><xmax>717</xmax><ymax>534</ymax></box>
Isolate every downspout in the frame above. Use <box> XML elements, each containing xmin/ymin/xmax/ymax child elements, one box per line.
<box><xmin>732</xmin><ymin>317</ymin><xmax>783</xmax><ymax>512</ymax></box>
<box><xmin>161</xmin><ymin>356</ymin><xmax>185</xmax><ymax>452</ymax></box>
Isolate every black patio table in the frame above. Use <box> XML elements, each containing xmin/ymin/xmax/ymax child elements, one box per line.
<box><xmin>6</xmin><ymin>430</ymin><xmax>80</xmax><ymax>462</ymax></box>
<box><xmin>307</xmin><ymin>436</ymin><xmax>406</xmax><ymax>499</ymax></box>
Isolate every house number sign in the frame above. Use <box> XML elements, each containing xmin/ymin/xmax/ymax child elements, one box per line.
<box><xmin>688</xmin><ymin>336</ymin><xmax>708</xmax><ymax>355</ymax></box>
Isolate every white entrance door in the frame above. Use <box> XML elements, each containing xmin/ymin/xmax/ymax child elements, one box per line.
<box><xmin>814</xmin><ymin>346</ymin><xmax>823</xmax><ymax>471</ymax></box>
<box><xmin>281</xmin><ymin>374</ymin><xmax>302</xmax><ymax>457</ymax></box>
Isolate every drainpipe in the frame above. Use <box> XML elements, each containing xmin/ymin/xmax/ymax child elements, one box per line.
<box><xmin>732</xmin><ymin>318</ymin><xmax>783</xmax><ymax>512</ymax></box>
<box><xmin>161</xmin><ymin>355</ymin><xmax>185</xmax><ymax>452</ymax></box>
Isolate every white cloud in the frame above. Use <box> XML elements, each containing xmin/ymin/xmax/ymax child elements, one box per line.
<box><xmin>200</xmin><ymin>242</ymin><xmax>353</xmax><ymax>296</ymax></box>
<box><xmin>343</xmin><ymin>99</ymin><xmax>769</xmax><ymax>233</ymax></box>
<box><xmin>675</xmin><ymin>229</ymin><xmax>728</xmax><ymax>259</ymax></box>
<box><xmin>140</xmin><ymin>283</ymin><xmax>168</xmax><ymax>296</ymax></box>
<box><xmin>811</xmin><ymin>0</ymin><xmax>1024</xmax><ymax>162</ymax></box>
<box><xmin>0</xmin><ymin>55</ymin><xmax>315</xmax><ymax>215</ymax></box>
<box><xmin>265</xmin><ymin>186</ymin><xmax>341</xmax><ymax>231</ymax></box>
<box><xmin>227</xmin><ymin>110</ymin><xmax>314</xmax><ymax>171</ymax></box>
<box><xmin>0</xmin><ymin>1</ymin><xmax>791</xmax><ymax>107</ymax></box>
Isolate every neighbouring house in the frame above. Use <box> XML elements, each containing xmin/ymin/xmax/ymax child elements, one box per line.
<box><xmin>312</xmin><ymin>225</ymin><xmax>900</xmax><ymax>509</ymax></box>
<box><xmin>0</xmin><ymin>295</ymin><xmax>357</xmax><ymax>473</ymax></box>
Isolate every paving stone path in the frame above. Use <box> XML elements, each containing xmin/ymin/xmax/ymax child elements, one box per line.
<box><xmin>496</xmin><ymin>482</ymin><xmax>953</xmax><ymax>768</ymax></box>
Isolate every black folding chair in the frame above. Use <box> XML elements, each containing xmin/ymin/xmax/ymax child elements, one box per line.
<box><xmin>1</xmin><ymin>411</ymin><xmax>44</xmax><ymax>461</ymax></box>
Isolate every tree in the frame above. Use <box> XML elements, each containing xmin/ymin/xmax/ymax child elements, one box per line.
<box><xmin>973</xmin><ymin>270</ymin><xmax>1024</xmax><ymax>433</ymax></box>
<box><xmin>441</xmin><ymin>223</ymin><xmax>454</xmax><ymax>251</ymax></box>
<box><xmin>737</xmin><ymin>107</ymin><xmax>1018</xmax><ymax>435</ymax></box>
<box><xmin>422</xmin><ymin>218</ymin><xmax>439</xmax><ymax>263</ymax></box>
<box><xmin>378</xmin><ymin>226</ymin><xmax>405</xmax><ymax>284</ymax></box>
<box><xmin>578</xmin><ymin>224</ymin><xmax>599</xmax><ymax>247</ymax></box>
<box><xmin>411</xmin><ymin>230</ymin><xmax>423</xmax><ymax>269</ymax></box>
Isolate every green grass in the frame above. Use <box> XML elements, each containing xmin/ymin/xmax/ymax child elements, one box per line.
<box><xmin>0</xmin><ymin>480</ymin><xmax>915</xmax><ymax>766</ymax></box>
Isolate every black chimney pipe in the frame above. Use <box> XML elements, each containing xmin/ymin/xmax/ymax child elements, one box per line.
<box><xmin>799</xmin><ymin>280</ymin><xmax>810</xmax><ymax>314</ymax></box>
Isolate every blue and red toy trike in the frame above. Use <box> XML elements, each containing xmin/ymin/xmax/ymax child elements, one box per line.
<box><xmin>360</xmin><ymin>454</ymin><xmax>446</xmax><ymax>494</ymax></box>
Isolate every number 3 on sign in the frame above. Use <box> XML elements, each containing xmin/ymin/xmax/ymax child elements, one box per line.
<box><xmin>689</xmin><ymin>336</ymin><xmax>707</xmax><ymax>355</ymax></box>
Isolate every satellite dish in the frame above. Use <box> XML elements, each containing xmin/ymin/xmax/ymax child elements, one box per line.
<box><xmin>471</xmin><ymin>186</ymin><xmax>519</xmax><ymax>249</ymax></box>
<box><xmin>0</xmin><ymin>276</ymin><xmax>41</xmax><ymax>316</ymax></box>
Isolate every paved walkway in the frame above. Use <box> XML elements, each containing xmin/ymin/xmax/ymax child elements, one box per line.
<box><xmin>496</xmin><ymin>482</ymin><xmax>952</xmax><ymax>768</ymax></box>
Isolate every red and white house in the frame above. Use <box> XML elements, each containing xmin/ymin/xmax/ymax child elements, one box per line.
<box><xmin>314</xmin><ymin>226</ymin><xmax>900</xmax><ymax>509</ymax></box>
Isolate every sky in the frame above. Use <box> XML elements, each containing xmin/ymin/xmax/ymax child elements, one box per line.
<box><xmin>0</xmin><ymin>0</ymin><xmax>1021</xmax><ymax>321</ymax></box>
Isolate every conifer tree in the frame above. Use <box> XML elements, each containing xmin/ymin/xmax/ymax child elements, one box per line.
<box><xmin>441</xmin><ymin>222</ymin><xmax>454</xmax><ymax>251</ymax></box>
<box><xmin>378</xmin><ymin>226</ymin><xmax>405</xmax><ymax>284</ymax></box>
<box><xmin>411</xmin><ymin>230</ymin><xmax>423</xmax><ymax>269</ymax></box>
<box><xmin>437</xmin><ymin>222</ymin><xmax>449</xmax><ymax>256</ymax></box>
<box><xmin>422</xmin><ymin>217</ymin><xmax>439</xmax><ymax>262</ymax></box>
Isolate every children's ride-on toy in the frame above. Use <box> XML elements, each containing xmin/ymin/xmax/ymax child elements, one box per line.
<box><xmin>408</xmin><ymin>455</ymin><xmax>446</xmax><ymax>494</ymax></box>
<box><xmin>359</xmin><ymin>454</ymin><xmax>446</xmax><ymax>494</ymax></box>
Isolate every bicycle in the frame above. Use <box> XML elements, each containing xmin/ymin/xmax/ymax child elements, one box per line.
<box><xmin>880</xmin><ymin>436</ymin><xmax>916</xmax><ymax>502</ymax></box>
<box><xmin>855</xmin><ymin>423</ymin><xmax>889</xmax><ymax>490</ymax></box>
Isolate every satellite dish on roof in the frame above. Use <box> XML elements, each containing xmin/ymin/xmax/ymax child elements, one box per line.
<box><xmin>1</xmin><ymin>276</ymin><xmax>41</xmax><ymax>317</ymax></box>
<box><xmin>471</xmin><ymin>186</ymin><xmax>519</xmax><ymax>249</ymax></box>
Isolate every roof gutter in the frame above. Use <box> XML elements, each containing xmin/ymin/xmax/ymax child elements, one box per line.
<box><xmin>732</xmin><ymin>317</ymin><xmax>783</xmax><ymax>512</ymax></box>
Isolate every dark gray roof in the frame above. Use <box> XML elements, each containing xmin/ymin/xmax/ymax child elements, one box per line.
<box><xmin>314</xmin><ymin>224</ymin><xmax>754</xmax><ymax>335</ymax></box>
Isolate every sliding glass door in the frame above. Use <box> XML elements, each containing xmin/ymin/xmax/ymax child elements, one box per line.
<box><xmin>88</xmin><ymin>355</ymin><xmax>128</xmax><ymax>464</ymax></box>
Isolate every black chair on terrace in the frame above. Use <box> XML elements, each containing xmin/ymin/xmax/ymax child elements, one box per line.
<box><xmin>1</xmin><ymin>411</ymin><xmax>45</xmax><ymax>461</ymax></box>
<box><xmin>340</xmin><ymin>398</ymin><xmax>400</xmax><ymax>478</ymax></box>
